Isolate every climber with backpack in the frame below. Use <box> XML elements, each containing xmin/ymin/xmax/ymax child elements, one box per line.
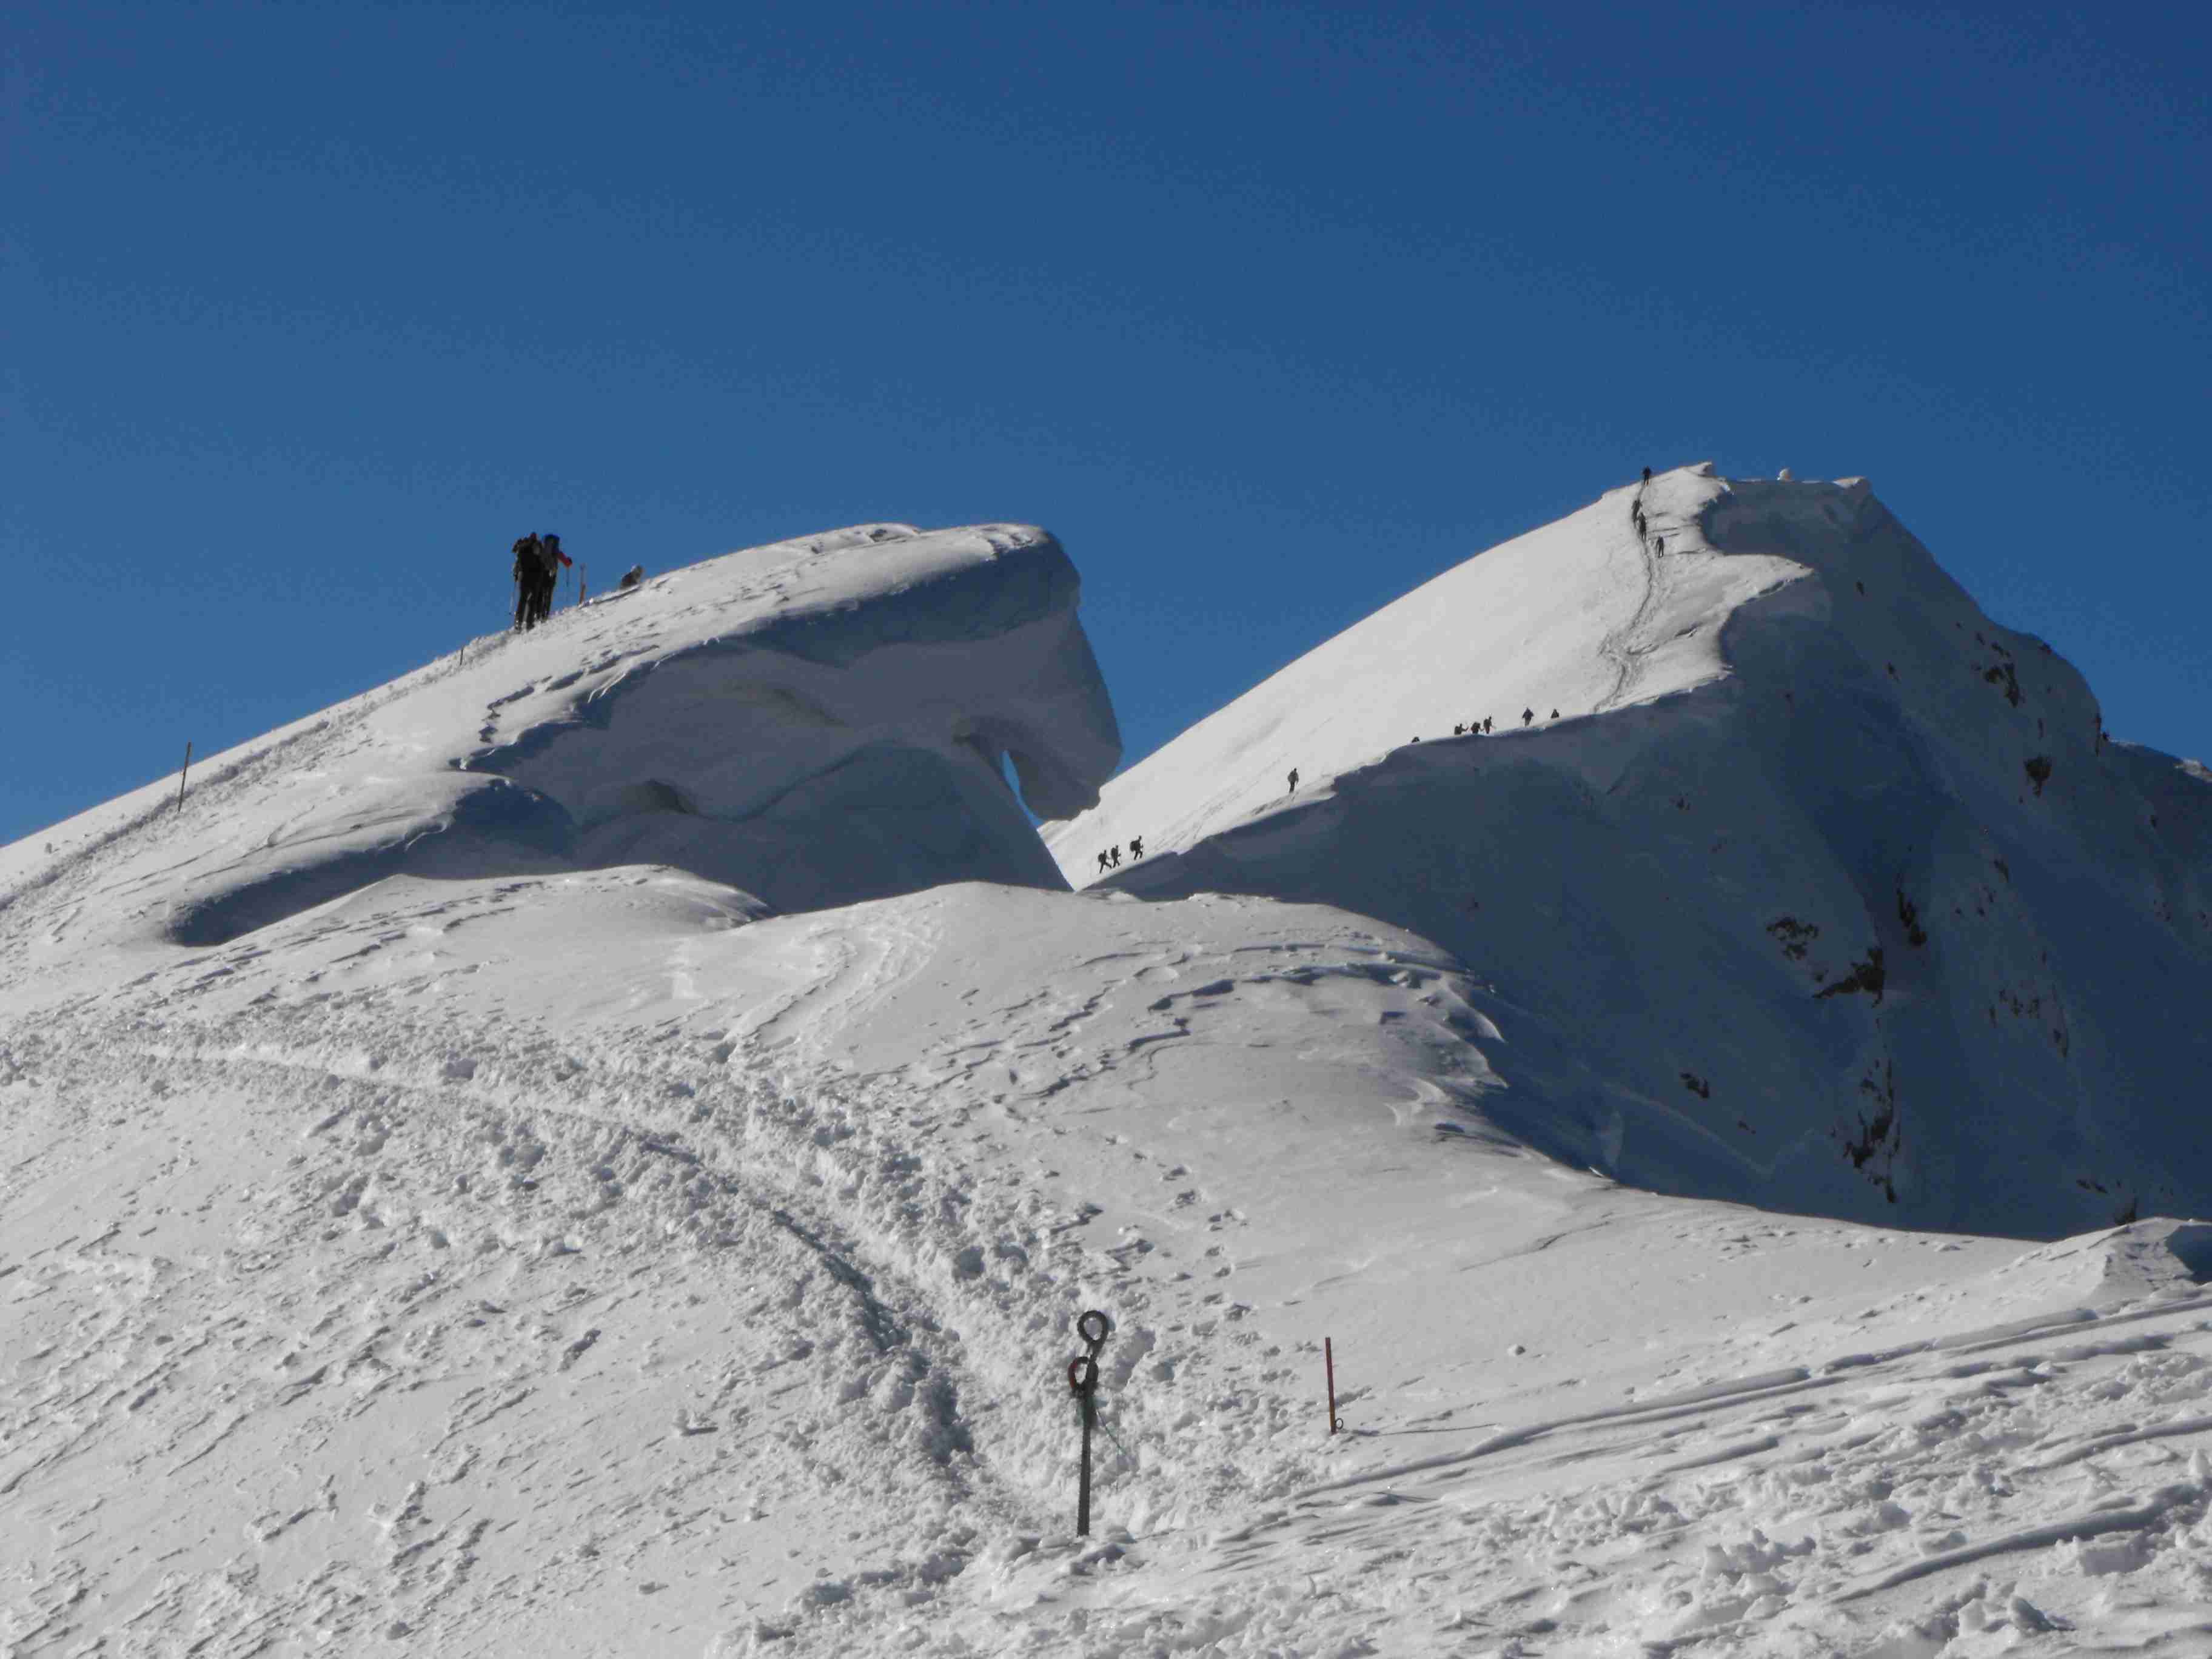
<box><xmin>512</xmin><ymin>533</ymin><xmax>543</xmax><ymax>631</ymax></box>
<box><xmin>532</xmin><ymin>533</ymin><xmax>574</xmax><ymax>626</ymax></box>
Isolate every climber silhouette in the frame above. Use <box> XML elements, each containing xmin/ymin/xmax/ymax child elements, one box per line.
<box><xmin>1522</xmin><ymin>708</ymin><xmax>1533</xmax><ymax>726</ymax></box>
<box><xmin>1096</xmin><ymin>851</ymin><xmax>1111</xmax><ymax>874</ymax></box>
<box><xmin>1129</xmin><ymin>836</ymin><xmax>1144</xmax><ymax>859</ymax></box>
<box><xmin>1287</xmin><ymin>768</ymin><xmax>1300</xmax><ymax>794</ymax></box>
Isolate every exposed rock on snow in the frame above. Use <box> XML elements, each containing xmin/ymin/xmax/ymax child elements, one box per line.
<box><xmin>1051</xmin><ymin>467</ymin><xmax>2212</xmax><ymax>1238</ymax></box>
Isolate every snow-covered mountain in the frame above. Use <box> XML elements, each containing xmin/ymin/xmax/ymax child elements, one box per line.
<box><xmin>0</xmin><ymin>521</ymin><xmax>1116</xmax><ymax>960</ymax></box>
<box><xmin>5</xmin><ymin>500</ymin><xmax>2210</xmax><ymax>1657</ymax></box>
<box><xmin>1047</xmin><ymin>465</ymin><xmax>2212</xmax><ymax>1239</ymax></box>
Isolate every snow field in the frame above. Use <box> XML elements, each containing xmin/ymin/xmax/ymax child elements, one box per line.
<box><xmin>1</xmin><ymin>871</ymin><xmax>1516</xmax><ymax>1644</ymax></box>
<box><xmin>8</xmin><ymin>870</ymin><xmax>2209</xmax><ymax>1653</ymax></box>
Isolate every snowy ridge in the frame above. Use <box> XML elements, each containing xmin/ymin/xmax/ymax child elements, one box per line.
<box><xmin>1044</xmin><ymin>464</ymin><xmax>1804</xmax><ymax>860</ymax></box>
<box><xmin>3</xmin><ymin>522</ymin><xmax>1118</xmax><ymax>964</ymax></box>
<box><xmin>1055</xmin><ymin>467</ymin><xmax>2212</xmax><ymax>1238</ymax></box>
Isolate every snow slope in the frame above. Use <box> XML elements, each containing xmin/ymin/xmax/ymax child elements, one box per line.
<box><xmin>5</xmin><ymin>875</ymin><xmax>2210</xmax><ymax>1655</ymax></box>
<box><xmin>0</xmin><ymin>521</ymin><xmax>1117</xmax><ymax>958</ymax></box>
<box><xmin>5</xmin><ymin>503</ymin><xmax>2211</xmax><ymax>1657</ymax></box>
<box><xmin>1048</xmin><ymin>466</ymin><xmax>2212</xmax><ymax>1239</ymax></box>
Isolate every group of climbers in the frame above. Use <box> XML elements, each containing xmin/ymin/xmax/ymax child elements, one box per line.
<box><xmin>511</xmin><ymin>532</ymin><xmax>573</xmax><ymax>631</ymax></box>
<box><xmin>1094</xmin><ymin>837</ymin><xmax>1144</xmax><ymax>874</ymax></box>
<box><xmin>994</xmin><ymin>464</ymin><xmax>1677</xmax><ymax>883</ymax></box>
<box><xmin>1271</xmin><ymin>472</ymin><xmax>1663</xmax><ymax>808</ymax></box>
<box><xmin>1632</xmin><ymin>466</ymin><xmax>1667</xmax><ymax>552</ymax></box>
<box><xmin>1247</xmin><ymin>469</ymin><xmax>1669</xmax><ymax>837</ymax></box>
<box><xmin>504</xmin><ymin>533</ymin><xmax>652</xmax><ymax>632</ymax></box>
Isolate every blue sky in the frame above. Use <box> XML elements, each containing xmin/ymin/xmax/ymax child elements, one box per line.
<box><xmin>7</xmin><ymin>0</ymin><xmax>2208</xmax><ymax>846</ymax></box>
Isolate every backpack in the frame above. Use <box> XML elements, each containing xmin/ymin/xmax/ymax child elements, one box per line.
<box><xmin>513</xmin><ymin>534</ymin><xmax>540</xmax><ymax>573</ymax></box>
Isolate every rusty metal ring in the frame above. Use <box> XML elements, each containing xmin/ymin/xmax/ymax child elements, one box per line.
<box><xmin>1067</xmin><ymin>1355</ymin><xmax>1098</xmax><ymax>1395</ymax></box>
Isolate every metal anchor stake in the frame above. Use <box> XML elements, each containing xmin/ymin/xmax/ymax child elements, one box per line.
<box><xmin>1066</xmin><ymin>1309</ymin><xmax>1111</xmax><ymax>1537</ymax></box>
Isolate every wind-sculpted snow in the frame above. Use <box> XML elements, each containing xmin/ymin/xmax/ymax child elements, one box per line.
<box><xmin>0</xmin><ymin>521</ymin><xmax>1118</xmax><ymax>952</ymax></box>
<box><xmin>1051</xmin><ymin>467</ymin><xmax>2212</xmax><ymax>1239</ymax></box>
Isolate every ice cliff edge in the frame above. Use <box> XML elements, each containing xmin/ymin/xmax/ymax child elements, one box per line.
<box><xmin>97</xmin><ymin>521</ymin><xmax>1119</xmax><ymax>945</ymax></box>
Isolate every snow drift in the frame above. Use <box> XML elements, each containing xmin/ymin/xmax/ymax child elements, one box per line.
<box><xmin>15</xmin><ymin>522</ymin><xmax>1119</xmax><ymax>951</ymax></box>
<box><xmin>1048</xmin><ymin>466</ymin><xmax>2212</xmax><ymax>1239</ymax></box>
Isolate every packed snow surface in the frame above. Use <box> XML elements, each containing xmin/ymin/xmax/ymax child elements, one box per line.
<box><xmin>1050</xmin><ymin>466</ymin><xmax>2212</xmax><ymax>1239</ymax></box>
<box><xmin>5</xmin><ymin>495</ymin><xmax>2210</xmax><ymax>1656</ymax></box>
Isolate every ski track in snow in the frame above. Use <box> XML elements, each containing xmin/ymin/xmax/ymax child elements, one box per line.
<box><xmin>2</xmin><ymin>991</ymin><xmax>1032</xmax><ymax>1651</ymax></box>
<box><xmin>1594</xmin><ymin>482</ymin><xmax>1664</xmax><ymax>715</ymax></box>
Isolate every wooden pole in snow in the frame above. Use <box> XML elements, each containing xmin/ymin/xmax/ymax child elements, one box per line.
<box><xmin>175</xmin><ymin>742</ymin><xmax>193</xmax><ymax>814</ymax></box>
<box><xmin>1325</xmin><ymin>1337</ymin><xmax>1340</xmax><ymax>1435</ymax></box>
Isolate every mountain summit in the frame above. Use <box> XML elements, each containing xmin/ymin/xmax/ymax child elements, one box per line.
<box><xmin>1048</xmin><ymin>464</ymin><xmax>2212</xmax><ymax>1237</ymax></box>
